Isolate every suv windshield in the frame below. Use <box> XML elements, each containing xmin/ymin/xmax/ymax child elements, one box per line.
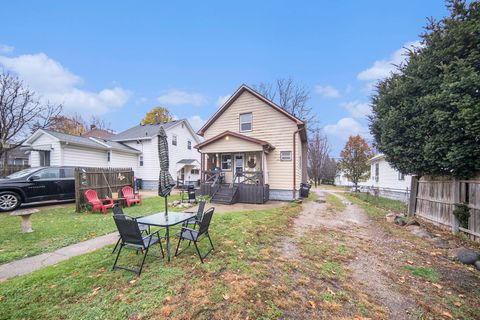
<box><xmin>6</xmin><ymin>167</ymin><xmax>40</xmax><ymax>179</ymax></box>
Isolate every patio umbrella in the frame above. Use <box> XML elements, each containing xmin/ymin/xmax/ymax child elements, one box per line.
<box><xmin>157</xmin><ymin>127</ymin><xmax>175</xmax><ymax>213</ymax></box>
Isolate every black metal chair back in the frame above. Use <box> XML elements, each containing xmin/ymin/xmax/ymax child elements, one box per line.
<box><xmin>198</xmin><ymin>207</ymin><xmax>214</xmax><ymax>236</ymax></box>
<box><xmin>114</xmin><ymin>216</ymin><xmax>143</xmax><ymax>247</ymax></box>
<box><xmin>196</xmin><ymin>201</ymin><xmax>206</xmax><ymax>220</ymax></box>
<box><xmin>112</xmin><ymin>204</ymin><xmax>125</xmax><ymax>219</ymax></box>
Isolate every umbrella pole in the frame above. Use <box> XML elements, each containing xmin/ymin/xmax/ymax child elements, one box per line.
<box><xmin>164</xmin><ymin>195</ymin><xmax>168</xmax><ymax>215</ymax></box>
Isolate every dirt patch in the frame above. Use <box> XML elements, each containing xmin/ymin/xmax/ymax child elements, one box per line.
<box><xmin>276</xmin><ymin>191</ymin><xmax>419</xmax><ymax>319</ymax></box>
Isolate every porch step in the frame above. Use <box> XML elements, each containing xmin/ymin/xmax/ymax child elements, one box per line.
<box><xmin>211</xmin><ymin>186</ymin><xmax>238</xmax><ymax>204</ymax></box>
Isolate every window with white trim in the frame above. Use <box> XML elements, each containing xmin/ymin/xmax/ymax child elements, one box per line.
<box><xmin>187</xmin><ymin>140</ymin><xmax>192</xmax><ymax>150</ymax></box>
<box><xmin>280</xmin><ymin>151</ymin><xmax>292</xmax><ymax>161</ymax></box>
<box><xmin>221</xmin><ymin>154</ymin><xmax>232</xmax><ymax>170</ymax></box>
<box><xmin>398</xmin><ymin>172</ymin><xmax>405</xmax><ymax>180</ymax></box>
<box><xmin>239</xmin><ymin>112</ymin><xmax>252</xmax><ymax>132</ymax></box>
<box><xmin>139</xmin><ymin>155</ymin><xmax>144</xmax><ymax>167</ymax></box>
<box><xmin>375</xmin><ymin>163</ymin><xmax>379</xmax><ymax>182</ymax></box>
<box><xmin>172</xmin><ymin>135</ymin><xmax>177</xmax><ymax>146</ymax></box>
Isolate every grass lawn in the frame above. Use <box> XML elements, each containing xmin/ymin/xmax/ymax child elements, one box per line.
<box><xmin>0</xmin><ymin>203</ymin><xmax>301</xmax><ymax>320</ymax></box>
<box><xmin>346</xmin><ymin>192</ymin><xmax>407</xmax><ymax>214</ymax></box>
<box><xmin>0</xmin><ymin>195</ymin><xmax>182</xmax><ymax>264</ymax></box>
<box><xmin>325</xmin><ymin>193</ymin><xmax>346</xmax><ymax>212</ymax></box>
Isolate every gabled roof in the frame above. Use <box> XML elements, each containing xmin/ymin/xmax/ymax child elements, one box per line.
<box><xmin>367</xmin><ymin>153</ymin><xmax>385</xmax><ymax>164</ymax></box>
<box><xmin>112</xmin><ymin>119</ymin><xmax>201</xmax><ymax>143</ymax></box>
<box><xmin>82</xmin><ymin>128</ymin><xmax>115</xmax><ymax>139</ymax></box>
<box><xmin>197</xmin><ymin>84</ymin><xmax>305</xmax><ymax>137</ymax></box>
<box><xmin>23</xmin><ymin>129</ymin><xmax>141</xmax><ymax>154</ymax></box>
<box><xmin>194</xmin><ymin>130</ymin><xmax>275</xmax><ymax>151</ymax></box>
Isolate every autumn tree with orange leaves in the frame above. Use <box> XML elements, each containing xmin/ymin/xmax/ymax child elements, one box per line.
<box><xmin>339</xmin><ymin>135</ymin><xmax>373</xmax><ymax>190</ymax></box>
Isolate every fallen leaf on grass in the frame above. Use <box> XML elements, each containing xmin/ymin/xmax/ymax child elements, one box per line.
<box><xmin>441</xmin><ymin>311</ymin><xmax>453</xmax><ymax>319</ymax></box>
<box><xmin>160</xmin><ymin>306</ymin><xmax>172</xmax><ymax>317</ymax></box>
<box><xmin>49</xmin><ymin>284</ymin><xmax>57</xmax><ymax>288</ymax></box>
<box><xmin>453</xmin><ymin>301</ymin><xmax>462</xmax><ymax>307</ymax></box>
<box><xmin>0</xmin><ymin>295</ymin><xmax>4</xmax><ymax>301</ymax></box>
<box><xmin>432</xmin><ymin>283</ymin><xmax>443</xmax><ymax>290</ymax></box>
<box><xmin>327</xmin><ymin>287</ymin><xmax>336</xmax><ymax>295</ymax></box>
<box><xmin>91</xmin><ymin>287</ymin><xmax>101</xmax><ymax>296</ymax></box>
<box><xmin>223</xmin><ymin>294</ymin><xmax>230</xmax><ymax>301</ymax></box>
<box><xmin>407</xmin><ymin>260</ymin><xmax>414</xmax><ymax>265</ymax></box>
<box><xmin>306</xmin><ymin>300</ymin><xmax>316</xmax><ymax>309</ymax></box>
<box><xmin>129</xmin><ymin>279</ymin><xmax>137</xmax><ymax>284</ymax></box>
<box><xmin>163</xmin><ymin>296</ymin><xmax>173</xmax><ymax>303</ymax></box>
<box><xmin>458</xmin><ymin>294</ymin><xmax>465</xmax><ymax>298</ymax></box>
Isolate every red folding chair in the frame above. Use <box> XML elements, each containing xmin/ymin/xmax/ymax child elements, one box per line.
<box><xmin>121</xmin><ymin>186</ymin><xmax>142</xmax><ymax>207</ymax></box>
<box><xmin>85</xmin><ymin>189</ymin><xmax>114</xmax><ymax>215</ymax></box>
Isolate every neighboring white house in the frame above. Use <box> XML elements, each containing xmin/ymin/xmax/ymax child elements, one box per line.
<box><xmin>334</xmin><ymin>154</ymin><xmax>411</xmax><ymax>202</ymax></box>
<box><xmin>365</xmin><ymin>154</ymin><xmax>411</xmax><ymax>202</ymax></box>
<box><xmin>22</xmin><ymin>119</ymin><xmax>202</xmax><ymax>189</ymax></box>
<box><xmin>112</xmin><ymin>120</ymin><xmax>202</xmax><ymax>189</ymax></box>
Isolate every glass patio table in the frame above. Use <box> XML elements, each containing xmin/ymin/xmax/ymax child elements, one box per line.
<box><xmin>136</xmin><ymin>211</ymin><xmax>195</xmax><ymax>261</ymax></box>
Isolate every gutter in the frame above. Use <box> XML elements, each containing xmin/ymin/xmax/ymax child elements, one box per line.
<box><xmin>293</xmin><ymin>126</ymin><xmax>305</xmax><ymax>200</ymax></box>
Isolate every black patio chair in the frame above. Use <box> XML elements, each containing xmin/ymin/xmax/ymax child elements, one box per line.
<box><xmin>183</xmin><ymin>201</ymin><xmax>206</xmax><ymax>229</ymax></box>
<box><xmin>112</xmin><ymin>204</ymin><xmax>150</xmax><ymax>253</ymax></box>
<box><xmin>175</xmin><ymin>207</ymin><xmax>215</xmax><ymax>263</ymax></box>
<box><xmin>112</xmin><ymin>216</ymin><xmax>164</xmax><ymax>275</ymax></box>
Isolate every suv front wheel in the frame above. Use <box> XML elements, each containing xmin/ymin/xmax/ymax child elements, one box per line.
<box><xmin>0</xmin><ymin>191</ymin><xmax>22</xmax><ymax>212</ymax></box>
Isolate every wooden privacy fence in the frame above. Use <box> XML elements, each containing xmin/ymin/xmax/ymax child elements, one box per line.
<box><xmin>410</xmin><ymin>175</ymin><xmax>480</xmax><ymax>241</ymax></box>
<box><xmin>75</xmin><ymin>167</ymin><xmax>134</xmax><ymax>212</ymax></box>
<box><xmin>0</xmin><ymin>164</ymin><xmax>30</xmax><ymax>177</ymax></box>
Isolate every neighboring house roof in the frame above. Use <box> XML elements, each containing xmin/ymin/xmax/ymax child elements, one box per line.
<box><xmin>112</xmin><ymin>121</ymin><xmax>179</xmax><ymax>141</ymax></box>
<box><xmin>82</xmin><ymin>128</ymin><xmax>115</xmax><ymax>139</ymax></box>
<box><xmin>194</xmin><ymin>130</ymin><xmax>275</xmax><ymax>151</ymax></box>
<box><xmin>367</xmin><ymin>154</ymin><xmax>385</xmax><ymax>164</ymax></box>
<box><xmin>177</xmin><ymin>159</ymin><xmax>200</xmax><ymax>164</ymax></box>
<box><xmin>23</xmin><ymin>129</ymin><xmax>140</xmax><ymax>154</ymax></box>
<box><xmin>197</xmin><ymin>84</ymin><xmax>307</xmax><ymax>141</ymax></box>
<box><xmin>112</xmin><ymin>119</ymin><xmax>202</xmax><ymax>144</ymax></box>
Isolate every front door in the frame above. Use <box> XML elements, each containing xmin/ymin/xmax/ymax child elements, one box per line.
<box><xmin>234</xmin><ymin>154</ymin><xmax>244</xmax><ymax>183</ymax></box>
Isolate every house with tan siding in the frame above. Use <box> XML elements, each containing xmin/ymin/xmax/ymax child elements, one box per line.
<box><xmin>195</xmin><ymin>84</ymin><xmax>308</xmax><ymax>203</ymax></box>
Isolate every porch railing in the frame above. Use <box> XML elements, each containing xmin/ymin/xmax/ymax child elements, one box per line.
<box><xmin>234</xmin><ymin>170</ymin><xmax>264</xmax><ymax>186</ymax></box>
<box><xmin>202</xmin><ymin>170</ymin><xmax>225</xmax><ymax>186</ymax></box>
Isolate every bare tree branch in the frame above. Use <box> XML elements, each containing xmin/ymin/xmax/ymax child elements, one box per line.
<box><xmin>252</xmin><ymin>77</ymin><xmax>317</xmax><ymax>128</ymax></box>
<box><xmin>0</xmin><ymin>72</ymin><xmax>62</xmax><ymax>161</ymax></box>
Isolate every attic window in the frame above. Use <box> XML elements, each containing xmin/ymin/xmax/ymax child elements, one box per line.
<box><xmin>239</xmin><ymin>113</ymin><xmax>252</xmax><ymax>132</ymax></box>
<box><xmin>172</xmin><ymin>135</ymin><xmax>177</xmax><ymax>146</ymax></box>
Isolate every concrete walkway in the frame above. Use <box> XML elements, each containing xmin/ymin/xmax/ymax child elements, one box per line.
<box><xmin>0</xmin><ymin>232</ymin><xmax>118</xmax><ymax>282</ymax></box>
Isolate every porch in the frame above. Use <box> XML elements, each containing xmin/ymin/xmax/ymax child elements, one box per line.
<box><xmin>200</xmin><ymin>168</ymin><xmax>270</xmax><ymax>204</ymax></box>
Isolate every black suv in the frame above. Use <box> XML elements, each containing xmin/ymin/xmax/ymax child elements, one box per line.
<box><xmin>0</xmin><ymin>166</ymin><xmax>75</xmax><ymax>212</ymax></box>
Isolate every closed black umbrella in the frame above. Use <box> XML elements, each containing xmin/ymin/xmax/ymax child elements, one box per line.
<box><xmin>157</xmin><ymin>127</ymin><xmax>175</xmax><ymax>212</ymax></box>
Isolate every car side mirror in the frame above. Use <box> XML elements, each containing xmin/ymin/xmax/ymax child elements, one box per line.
<box><xmin>29</xmin><ymin>175</ymin><xmax>40</xmax><ymax>181</ymax></box>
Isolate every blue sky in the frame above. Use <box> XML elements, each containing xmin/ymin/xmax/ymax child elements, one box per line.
<box><xmin>0</xmin><ymin>1</ymin><xmax>449</xmax><ymax>156</ymax></box>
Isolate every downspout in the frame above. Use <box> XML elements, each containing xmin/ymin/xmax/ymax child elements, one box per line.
<box><xmin>293</xmin><ymin>127</ymin><xmax>305</xmax><ymax>200</ymax></box>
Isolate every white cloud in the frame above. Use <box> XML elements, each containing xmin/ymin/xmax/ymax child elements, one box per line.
<box><xmin>357</xmin><ymin>41</ymin><xmax>421</xmax><ymax>81</ymax></box>
<box><xmin>315</xmin><ymin>85</ymin><xmax>340</xmax><ymax>98</ymax></box>
<box><xmin>0</xmin><ymin>53</ymin><xmax>131</xmax><ymax>115</ymax></box>
<box><xmin>157</xmin><ymin>89</ymin><xmax>207</xmax><ymax>106</ymax></box>
<box><xmin>324</xmin><ymin>117</ymin><xmax>369</xmax><ymax>140</ymax></box>
<box><xmin>0</xmin><ymin>44</ymin><xmax>14</xmax><ymax>53</ymax></box>
<box><xmin>342</xmin><ymin>101</ymin><xmax>371</xmax><ymax>119</ymax></box>
<box><xmin>216</xmin><ymin>95</ymin><xmax>230</xmax><ymax>106</ymax></box>
<box><xmin>135</xmin><ymin>97</ymin><xmax>149</xmax><ymax>105</ymax></box>
<box><xmin>187</xmin><ymin>115</ymin><xmax>206</xmax><ymax>131</ymax></box>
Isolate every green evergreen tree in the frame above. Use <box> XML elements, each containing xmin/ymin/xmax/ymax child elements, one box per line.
<box><xmin>370</xmin><ymin>0</ymin><xmax>480</xmax><ymax>178</ymax></box>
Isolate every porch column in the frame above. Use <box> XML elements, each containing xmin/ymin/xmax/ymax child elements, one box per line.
<box><xmin>262</xmin><ymin>151</ymin><xmax>269</xmax><ymax>184</ymax></box>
